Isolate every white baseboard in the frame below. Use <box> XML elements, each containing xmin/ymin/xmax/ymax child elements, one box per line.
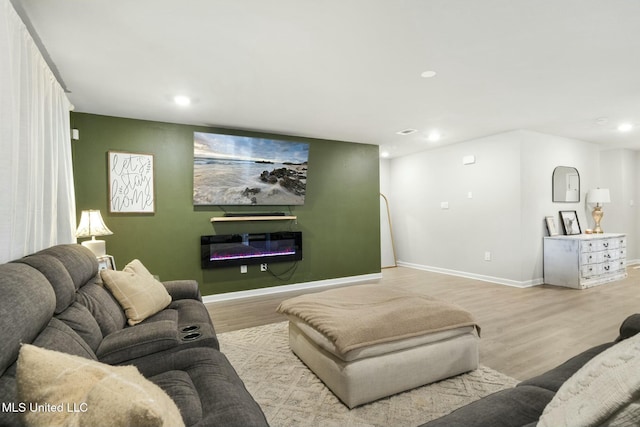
<box><xmin>202</xmin><ymin>272</ymin><xmax>383</xmax><ymax>304</ymax></box>
<box><xmin>397</xmin><ymin>261</ymin><xmax>543</xmax><ymax>288</ymax></box>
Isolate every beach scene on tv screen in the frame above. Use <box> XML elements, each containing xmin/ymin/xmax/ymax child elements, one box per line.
<box><xmin>193</xmin><ymin>132</ymin><xmax>309</xmax><ymax>205</ymax></box>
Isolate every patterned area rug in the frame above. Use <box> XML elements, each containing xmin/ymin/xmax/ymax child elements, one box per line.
<box><xmin>218</xmin><ymin>322</ymin><xmax>518</xmax><ymax>427</ymax></box>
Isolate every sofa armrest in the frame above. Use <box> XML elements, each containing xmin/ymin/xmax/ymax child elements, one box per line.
<box><xmin>616</xmin><ymin>313</ymin><xmax>640</xmax><ymax>342</ymax></box>
<box><xmin>163</xmin><ymin>280</ymin><xmax>202</xmax><ymax>302</ymax></box>
<box><xmin>97</xmin><ymin>320</ymin><xmax>180</xmax><ymax>364</ymax></box>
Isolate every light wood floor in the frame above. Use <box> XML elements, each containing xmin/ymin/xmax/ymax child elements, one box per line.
<box><xmin>206</xmin><ymin>266</ymin><xmax>640</xmax><ymax>381</ymax></box>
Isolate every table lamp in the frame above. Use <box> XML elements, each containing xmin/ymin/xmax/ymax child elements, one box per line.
<box><xmin>587</xmin><ymin>188</ymin><xmax>611</xmax><ymax>234</ymax></box>
<box><xmin>76</xmin><ymin>210</ymin><xmax>113</xmax><ymax>256</ymax></box>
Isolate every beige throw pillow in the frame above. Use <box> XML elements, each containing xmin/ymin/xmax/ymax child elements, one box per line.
<box><xmin>17</xmin><ymin>344</ymin><xmax>185</xmax><ymax>427</ymax></box>
<box><xmin>537</xmin><ymin>333</ymin><xmax>640</xmax><ymax>427</ymax></box>
<box><xmin>101</xmin><ymin>259</ymin><xmax>171</xmax><ymax>325</ymax></box>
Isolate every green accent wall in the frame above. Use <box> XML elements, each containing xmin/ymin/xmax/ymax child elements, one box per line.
<box><xmin>71</xmin><ymin>113</ymin><xmax>381</xmax><ymax>295</ymax></box>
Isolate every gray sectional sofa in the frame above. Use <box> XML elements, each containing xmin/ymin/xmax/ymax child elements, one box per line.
<box><xmin>421</xmin><ymin>313</ymin><xmax>640</xmax><ymax>426</ymax></box>
<box><xmin>0</xmin><ymin>244</ymin><xmax>268</xmax><ymax>427</ymax></box>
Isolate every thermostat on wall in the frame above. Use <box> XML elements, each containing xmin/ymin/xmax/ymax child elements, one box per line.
<box><xmin>462</xmin><ymin>155</ymin><xmax>475</xmax><ymax>165</ymax></box>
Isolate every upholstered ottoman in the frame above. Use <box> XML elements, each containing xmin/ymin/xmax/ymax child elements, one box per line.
<box><xmin>277</xmin><ymin>284</ymin><xmax>480</xmax><ymax>408</ymax></box>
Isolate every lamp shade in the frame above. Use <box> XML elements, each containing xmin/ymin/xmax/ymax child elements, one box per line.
<box><xmin>587</xmin><ymin>188</ymin><xmax>611</xmax><ymax>204</ymax></box>
<box><xmin>75</xmin><ymin>210</ymin><xmax>113</xmax><ymax>238</ymax></box>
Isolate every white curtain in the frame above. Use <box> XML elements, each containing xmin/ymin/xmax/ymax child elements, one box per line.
<box><xmin>0</xmin><ymin>0</ymin><xmax>77</xmax><ymax>263</ymax></box>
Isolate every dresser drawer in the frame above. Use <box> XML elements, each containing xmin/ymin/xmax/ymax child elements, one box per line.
<box><xmin>580</xmin><ymin>264</ymin><xmax>599</xmax><ymax>278</ymax></box>
<box><xmin>602</xmin><ymin>249</ymin><xmax>622</xmax><ymax>262</ymax></box>
<box><xmin>603</xmin><ymin>260</ymin><xmax>626</xmax><ymax>274</ymax></box>
<box><xmin>601</xmin><ymin>238</ymin><xmax>619</xmax><ymax>250</ymax></box>
<box><xmin>580</xmin><ymin>252</ymin><xmax>602</xmax><ymax>265</ymax></box>
<box><xmin>580</xmin><ymin>240</ymin><xmax>601</xmax><ymax>253</ymax></box>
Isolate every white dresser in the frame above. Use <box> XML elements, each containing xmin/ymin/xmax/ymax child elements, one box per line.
<box><xmin>543</xmin><ymin>233</ymin><xmax>627</xmax><ymax>289</ymax></box>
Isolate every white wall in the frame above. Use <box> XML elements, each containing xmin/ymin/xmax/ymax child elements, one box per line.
<box><xmin>519</xmin><ymin>131</ymin><xmax>599</xmax><ymax>282</ymax></box>
<box><xmin>385</xmin><ymin>129</ymin><xmax>605</xmax><ymax>286</ymax></box>
<box><xmin>599</xmin><ymin>149</ymin><xmax>639</xmax><ymax>263</ymax></box>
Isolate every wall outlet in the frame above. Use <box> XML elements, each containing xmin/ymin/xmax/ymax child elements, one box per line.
<box><xmin>440</xmin><ymin>202</ymin><xmax>449</xmax><ymax>209</ymax></box>
<box><xmin>240</xmin><ymin>265</ymin><xmax>247</xmax><ymax>273</ymax></box>
<box><xmin>260</xmin><ymin>263</ymin><xmax>268</xmax><ymax>272</ymax></box>
<box><xmin>484</xmin><ymin>251</ymin><xmax>492</xmax><ymax>261</ymax></box>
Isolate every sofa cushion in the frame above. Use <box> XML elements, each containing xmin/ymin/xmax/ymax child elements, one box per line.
<box><xmin>76</xmin><ymin>281</ymin><xmax>128</xmax><ymax>335</ymax></box>
<box><xmin>34</xmin><ymin>244</ymin><xmax>98</xmax><ymax>290</ymax></box>
<box><xmin>15</xmin><ymin>254</ymin><xmax>76</xmax><ymax>314</ymax></box>
<box><xmin>617</xmin><ymin>313</ymin><xmax>640</xmax><ymax>342</ymax></box>
<box><xmin>151</xmin><ymin>370</ymin><xmax>203</xmax><ymax>427</ymax></box>
<box><xmin>420</xmin><ymin>385</ymin><xmax>554</xmax><ymax>427</ymax></box>
<box><xmin>101</xmin><ymin>260</ymin><xmax>171</xmax><ymax>326</ymax></box>
<box><xmin>538</xmin><ymin>333</ymin><xmax>640</xmax><ymax>427</ymax></box>
<box><xmin>17</xmin><ymin>344</ymin><xmax>185</xmax><ymax>427</ymax></box>
<box><xmin>32</xmin><ymin>318</ymin><xmax>97</xmax><ymax>360</ymax></box>
<box><xmin>0</xmin><ymin>364</ymin><xmax>19</xmax><ymax>427</ymax></box>
<box><xmin>55</xmin><ymin>301</ymin><xmax>103</xmax><ymax>352</ymax></box>
<box><xmin>277</xmin><ymin>284</ymin><xmax>479</xmax><ymax>355</ymax></box>
<box><xmin>0</xmin><ymin>263</ymin><xmax>55</xmax><ymax>377</ymax></box>
<box><xmin>519</xmin><ymin>343</ymin><xmax>614</xmax><ymax>392</ymax></box>
<box><xmin>35</xmin><ymin>243</ymin><xmax>98</xmax><ymax>289</ymax></box>
<box><xmin>135</xmin><ymin>347</ymin><xmax>269</xmax><ymax>427</ymax></box>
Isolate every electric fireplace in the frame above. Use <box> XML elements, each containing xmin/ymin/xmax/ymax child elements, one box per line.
<box><xmin>201</xmin><ymin>232</ymin><xmax>302</xmax><ymax>269</ymax></box>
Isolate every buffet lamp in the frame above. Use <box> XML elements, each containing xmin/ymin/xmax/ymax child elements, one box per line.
<box><xmin>587</xmin><ymin>188</ymin><xmax>611</xmax><ymax>234</ymax></box>
<box><xmin>75</xmin><ymin>210</ymin><xmax>113</xmax><ymax>256</ymax></box>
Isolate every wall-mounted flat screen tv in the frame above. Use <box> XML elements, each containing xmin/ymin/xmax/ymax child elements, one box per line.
<box><xmin>194</xmin><ymin>132</ymin><xmax>309</xmax><ymax>205</ymax></box>
<box><xmin>201</xmin><ymin>232</ymin><xmax>303</xmax><ymax>269</ymax></box>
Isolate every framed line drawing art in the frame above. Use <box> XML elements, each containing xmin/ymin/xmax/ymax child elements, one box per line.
<box><xmin>560</xmin><ymin>210</ymin><xmax>581</xmax><ymax>235</ymax></box>
<box><xmin>108</xmin><ymin>151</ymin><xmax>155</xmax><ymax>213</ymax></box>
<box><xmin>545</xmin><ymin>216</ymin><xmax>559</xmax><ymax>236</ymax></box>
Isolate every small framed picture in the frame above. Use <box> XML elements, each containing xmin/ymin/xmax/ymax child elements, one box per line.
<box><xmin>97</xmin><ymin>255</ymin><xmax>116</xmax><ymax>271</ymax></box>
<box><xmin>545</xmin><ymin>216</ymin><xmax>559</xmax><ymax>236</ymax></box>
<box><xmin>560</xmin><ymin>211</ymin><xmax>581</xmax><ymax>235</ymax></box>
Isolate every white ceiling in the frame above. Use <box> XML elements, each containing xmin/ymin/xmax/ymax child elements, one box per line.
<box><xmin>12</xmin><ymin>0</ymin><xmax>640</xmax><ymax>158</ymax></box>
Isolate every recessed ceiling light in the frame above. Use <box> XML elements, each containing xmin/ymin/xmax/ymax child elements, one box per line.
<box><xmin>427</xmin><ymin>131</ymin><xmax>441</xmax><ymax>142</ymax></box>
<box><xmin>421</xmin><ymin>70</ymin><xmax>437</xmax><ymax>78</ymax></box>
<box><xmin>396</xmin><ymin>128</ymin><xmax>417</xmax><ymax>136</ymax></box>
<box><xmin>617</xmin><ymin>123</ymin><xmax>633</xmax><ymax>132</ymax></box>
<box><xmin>174</xmin><ymin>95</ymin><xmax>191</xmax><ymax>106</ymax></box>
<box><xmin>380</xmin><ymin>151</ymin><xmax>390</xmax><ymax>158</ymax></box>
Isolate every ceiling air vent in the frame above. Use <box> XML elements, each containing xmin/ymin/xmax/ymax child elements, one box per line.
<box><xmin>396</xmin><ymin>129</ymin><xmax>417</xmax><ymax>136</ymax></box>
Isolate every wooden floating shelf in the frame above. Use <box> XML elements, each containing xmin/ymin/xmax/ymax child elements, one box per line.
<box><xmin>210</xmin><ymin>215</ymin><xmax>297</xmax><ymax>223</ymax></box>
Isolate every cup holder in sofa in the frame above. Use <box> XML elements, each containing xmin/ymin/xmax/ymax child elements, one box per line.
<box><xmin>182</xmin><ymin>332</ymin><xmax>202</xmax><ymax>341</ymax></box>
<box><xmin>181</xmin><ymin>325</ymin><xmax>200</xmax><ymax>333</ymax></box>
